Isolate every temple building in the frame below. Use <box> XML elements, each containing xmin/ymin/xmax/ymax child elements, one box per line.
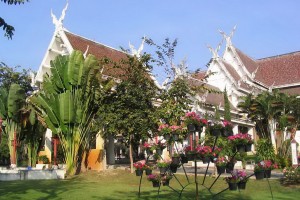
<box><xmin>35</xmin><ymin>5</ymin><xmax>300</xmax><ymax>170</ymax></box>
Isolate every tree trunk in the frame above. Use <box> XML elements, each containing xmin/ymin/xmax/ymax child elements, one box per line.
<box><xmin>129</xmin><ymin>136</ymin><xmax>134</xmax><ymax>173</ymax></box>
<box><xmin>268</xmin><ymin>118</ymin><xmax>277</xmax><ymax>154</ymax></box>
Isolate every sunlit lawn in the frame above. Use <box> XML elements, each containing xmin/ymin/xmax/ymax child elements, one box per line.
<box><xmin>0</xmin><ymin>169</ymin><xmax>299</xmax><ymax>200</ymax></box>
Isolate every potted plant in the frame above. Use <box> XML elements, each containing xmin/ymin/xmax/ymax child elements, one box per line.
<box><xmin>215</xmin><ymin>156</ymin><xmax>228</xmax><ymax>174</ymax></box>
<box><xmin>152</xmin><ymin>141</ymin><xmax>166</xmax><ymax>155</ymax></box>
<box><xmin>195</xmin><ymin>145</ymin><xmax>212</xmax><ymax>163</ymax></box>
<box><xmin>237</xmin><ymin>170</ymin><xmax>248</xmax><ymax>190</ymax></box>
<box><xmin>184</xmin><ymin>111</ymin><xmax>207</xmax><ymax>132</ymax></box>
<box><xmin>209</xmin><ymin>120</ymin><xmax>224</xmax><ymax>137</ymax></box>
<box><xmin>171</xmin><ymin>153</ymin><xmax>181</xmax><ymax>165</ymax></box>
<box><xmin>211</xmin><ymin>146</ymin><xmax>222</xmax><ymax>162</ymax></box>
<box><xmin>162</xmin><ymin>174</ymin><xmax>173</xmax><ymax>186</ymax></box>
<box><xmin>157</xmin><ymin>159</ymin><xmax>171</xmax><ymax>174</ymax></box>
<box><xmin>144</xmin><ymin>164</ymin><xmax>153</xmax><ymax>175</ymax></box>
<box><xmin>184</xmin><ymin>145</ymin><xmax>197</xmax><ymax>161</ymax></box>
<box><xmin>143</xmin><ymin>142</ymin><xmax>153</xmax><ymax>155</ymax></box>
<box><xmin>222</xmin><ymin>120</ymin><xmax>233</xmax><ymax>137</ymax></box>
<box><xmin>228</xmin><ymin>133</ymin><xmax>248</xmax><ymax>153</ymax></box>
<box><xmin>224</xmin><ymin>171</ymin><xmax>239</xmax><ymax>190</ymax></box>
<box><xmin>133</xmin><ymin>161</ymin><xmax>145</xmax><ymax>176</ymax></box>
<box><xmin>226</xmin><ymin>158</ymin><xmax>236</xmax><ymax>173</ymax></box>
<box><xmin>158</xmin><ymin>124</ymin><xmax>172</xmax><ymax>140</ymax></box>
<box><xmin>170</xmin><ymin>125</ymin><xmax>182</xmax><ymax>141</ymax></box>
<box><xmin>147</xmin><ymin>174</ymin><xmax>161</xmax><ymax>187</ymax></box>
<box><xmin>254</xmin><ymin>161</ymin><xmax>265</xmax><ymax>180</ymax></box>
<box><xmin>245</xmin><ymin>134</ymin><xmax>254</xmax><ymax>152</ymax></box>
<box><xmin>263</xmin><ymin>160</ymin><xmax>278</xmax><ymax>178</ymax></box>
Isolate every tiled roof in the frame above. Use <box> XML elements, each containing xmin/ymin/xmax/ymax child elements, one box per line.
<box><xmin>64</xmin><ymin>31</ymin><xmax>127</xmax><ymax>78</ymax></box>
<box><xmin>278</xmin><ymin>86</ymin><xmax>300</xmax><ymax>95</ymax></box>
<box><xmin>192</xmin><ymin>71</ymin><xmax>207</xmax><ymax>80</ymax></box>
<box><xmin>221</xmin><ymin>60</ymin><xmax>240</xmax><ymax>82</ymax></box>
<box><xmin>235</xmin><ymin>48</ymin><xmax>259</xmax><ymax>74</ymax></box>
<box><xmin>255</xmin><ymin>52</ymin><xmax>300</xmax><ymax>87</ymax></box>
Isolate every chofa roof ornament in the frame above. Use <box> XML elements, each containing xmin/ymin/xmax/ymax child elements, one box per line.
<box><xmin>51</xmin><ymin>1</ymin><xmax>69</xmax><ymax>31</ymax></box>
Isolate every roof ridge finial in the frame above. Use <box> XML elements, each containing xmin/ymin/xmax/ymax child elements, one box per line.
<box><xmin>218</xmin><ymin>25</ymin><xmax>237</xmax><ymax>47</ymax></box>
<box><xmin>129</xmin><ymin>35</ymin><xmax>146</xmax><ymax>59</ymax></box>
<box><xmin>51</xmin><ymin>0</ymin><xmax>69</xmax><ymax>30</ymax></box>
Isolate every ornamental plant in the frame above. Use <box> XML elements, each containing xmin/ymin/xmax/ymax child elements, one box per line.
<box><xmin>254</xmin><ymin>160</ymin><xmax>278</xmax><ymax>172</ymax></box>
<box><xmin>224</xmin><ymin>170</ymin><xmax>240</xmax><ymax>183</ymax></box>
<box><xmin>209</xmin><ymin>120</ymin><xmax>224</xmax><ymax>129</ymax></box>
<box><xmin>151</xmin><ymin>141</ymin><xmax>166</xmax><ymax>150</ymax></box>
<box><xmin>195</xmin><ymin>145</ymin><xmax>213</xmax><ymax>158</ymax></box>
<box><xmin>215</xmin><ymin>156</ymin><xmax>228</xmax><ymax>167</ymax></box>
<box><xmin>223</xmin><ymin>120</ymin><xmax>233</xmax><ymax>131</ymax></box>
<box><xmin>184</xmin><ymin>145</ymin><xmax>196</xmax><ymax>155</ymax></box>
<box><xmin>228</xmin><ymin>133</ymin><xmax>248</xmax><ymax>145</ymax></box>
<box><xmin>133</xmin><ymin>160</ymin><xmax>145</xmax><ymax>170</ymax></box>
<box><xmin>147</xmin><ymin>174</ymin><xmax>161</xmax><ymax>182</ymax></box>
<box><xmin>170</xmin><ymin>125</ymin><xmax>182</xmax><ymax>134</ymax></box>
<box><xmin>143</xmin><ymin>142</ymin><xmax>153</xmax><ymax>150</ymax></box>
<box><xmin>237</xmin><ymin>170</ymin><xmax>248</xmax><ymax>182</ymax></box>
<box><xmin>184</xmin><ymin>112</ymin><xmax>207</xmax><ymax>126</ymax></box>
<box><xmin>156</xmin><ymin>159</ymin><xmax>171</xmax><ymax>168</ymax></box>
<box><xmin>161</xmin><ymin>174</ymin><xmax>173</xmax><ymax>181</ymax></box>
<box><xmin>158</xmin><ymin>124</ymin><xmax>172</xmax><ymax>136</ymax></box>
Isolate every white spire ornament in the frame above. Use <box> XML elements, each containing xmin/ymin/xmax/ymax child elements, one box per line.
<box><xmin>51</xmin><ymin>1</ymin><xmax>69</xmax><ymax>31</ymax></box>
<box><xmin>128</xmin><ymin>36</ymin><xmax>146</xmax><ymax>59</ymax></box>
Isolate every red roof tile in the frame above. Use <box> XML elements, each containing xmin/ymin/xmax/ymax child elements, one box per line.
<box><xmin>235</xmin><ymin>48</ymin><xmax>259</xmax><ymax>74</ymax></box>
<box><xmin>255</xmin><ymin>51</ymin><xmax>300</xmax><ymax>87</ymax></box>
<box><xmin>279</xmin><ymin>86</ymin><xmax>300</xmax><ymax>95</ymax></box>
<box><xmin>64</xmin><ymin>31</ymin><xmax>127</xmax><ymax>78</ymax></box>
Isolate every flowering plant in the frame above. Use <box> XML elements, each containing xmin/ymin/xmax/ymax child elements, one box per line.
<box><xmin>215</xmin><ymin>156</ymin><xmax>228</xmax><ymax>167</ymax></box>
<box><xmin>195</xmin><ymin>145</ymin><xmax>213</xmax><ymax>157</ymax></box>
<box><xmin>133</xmin><ymin>160</ymin><xmax>145</xmax><ymax>170</ymax></box>
<box><xmin>147</xmin><ymin>174</ymin><xmax>161</xmax><ymax>182</ymax></box>
<box><xmin>156</xmin><ymin>159</ymin><xmax>172</xmax><ymax>168</ymax></box>
<box><xmin>237</xmin><ymin>170</ymin><xmax>248</xmax><ymax>182</ymax></box>
<box><xmin>170</xmin><ymin>125</ymin><xmax>182</xmax><ymax>134</ymax></box>
<box><xmin>143</xmin><ymin>142</ymin><xmax>153</xmax><ymax>150</ymax></box>
<box><xmin>228</xmin><ymin>133</ymin><xmax>248</xmax><ymax>145</ymax></box>
<box><xmin>184</xmin><ymin>112</ymin><xmax>207</xmax><ymax>126</ymax></box>
<box><xmin>161</xmin><ymin>174</ymin><xmax>173</xmax><ymax>181</ymax></box>
<box><xmin>209</xmin><ymin>120</ymin><xmax>224</xmax><ymax>129</ymax></box>
<box><xmin>184</xmin><ymin>145</ymin><xmax>196</xmax><ymax>155</ymax></box>
<box><xmin>223</xmin><ymin>120</ymin><xmax>233</xmax><ymax>131</ymax></box>
<box><xmin>151</xmin><ymin>141</ymin><xmax>166</xmax><ymax>150</ymax></box>
<box><xmin>224</xmin><ymin>170</ymin><xmax>240</xmax><ymax>183</ymax></box>
<box><xmin>212</xmin><ymin>147</ymin><xmax>222</xmax><ymax>157</ymax></box>
<box><xmin>144</xmin><ymin>164</ymin><xmax>154</xmax><ymax>170</ymax></box>
<box><xmin>254</xmin><ymin>160</ymin><xmax>278</xmax><ymax>172</ymax></box>
<box><xmin>158</xmin><ymin>124</ymin><xmax>172</xmax><ymax>136</ymax></box>
<box><xmin>245</xmin><ymin>134</ymin><xmax>254</xmax><ymax>144</ymax></box>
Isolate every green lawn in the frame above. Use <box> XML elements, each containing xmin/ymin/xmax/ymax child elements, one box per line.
<box><xmin>0</xmin><ymin>170</ymin><xmax>298</xmax><ymax>200</ymax></box>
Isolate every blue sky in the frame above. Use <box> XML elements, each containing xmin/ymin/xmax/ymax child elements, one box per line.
<box><xmin>1</xmin><ymin>0</ymin><xmax>300</xmax><ymax>82</ymax></box>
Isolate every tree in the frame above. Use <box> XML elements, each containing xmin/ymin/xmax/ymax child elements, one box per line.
<box><xmin>223</xmin><ymin>88</ymin><xmax>231</xmax><ymax>122</ymax></box>
<box><xmin>29</xmin><ymin>51</ymin><xmax>111</xmax><ymax>176</ymax></box>
<box><xmin>20</xmin><ymin>104</ymin><xmax>45</xmax><ymax>167</ymax></box>
<box><xmin>0</xmin><ymin>0</ymin><xmax>28</xmax><ymax>39</ymax></box>
<box><xmin>0</xmin><ymin>63</ymin><xmax>32</xmax><ymax>92</ymax></box>
<box><xmin>0</xmin><ymin>84</ymin><xmax>25</xmax><ymax>166</ymax></box>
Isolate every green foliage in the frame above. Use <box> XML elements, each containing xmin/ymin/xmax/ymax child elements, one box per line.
<box><xmin>38</xmin><ymin>155</ymin><xmax>49</xmax><ymax>164</ymax></box>
<box><xmin>223</xmin><ymin>88</ymin><xmax>231</xmax><ymax>121</ymax></box>
<box><xmin>281</xmin><ymin>167</ymin><xmax>300</xmax><ymax>185</ymax></box>
<box><xmin>214</xmin><ymin>105</ymin><xmax>220</xmax><ymax>121</ymax></box>
<box><xmin>276</xmin><ymin>139</ymin><xmax>292</xmax><ymax>168</ymax></box>
<box><xmin>255</xmin><ymin>139</ymin><xmax>275</xmax><ymax>161</ymax></box>
<box><xmin>30</xmin><ymin>51</ymin><xmax>108</xmax><ymax>175</ymax></box>
<box><xmin>0</xmin><ymin>0</ymin><xmax>28</xmax><ymax>39</ymax></box>
<box><xmin>0</xmin><ymin>63</ymin><xmax>32</xmax><ymax>92</ymax></box>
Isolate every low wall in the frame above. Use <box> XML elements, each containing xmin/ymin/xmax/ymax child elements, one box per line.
<box><xmin>0</xmin><ymin>169</ymin><xmax>65</xmax><ymax>181</ymax></box>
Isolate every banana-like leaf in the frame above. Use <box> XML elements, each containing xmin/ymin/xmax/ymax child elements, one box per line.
<box><xmin>59</xmin><ymin>90</ymin><xmax>75</xmax><ymax>124</ymax></box>
<box><xmin>7</xmin><ymin>84</ymin><xmax>25</xmax><ymax>121</ymax></box>
<box><xmin>0</xmin><ymin>88</ymin><xmax>8</xmax><ymax>119</ymax></box>
<box><xmin>68</xmin><ymin>50</ymin><xmax>84</xmax><ymax>86</ymax></box>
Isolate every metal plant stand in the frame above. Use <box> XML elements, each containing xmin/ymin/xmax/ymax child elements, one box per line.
<box><xmin>136</xmin><ymin>130</ymin><xmax>268</xmax><ymax>200</ymax></box>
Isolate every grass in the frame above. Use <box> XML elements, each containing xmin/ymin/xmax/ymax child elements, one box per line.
<box><xmin>0</xmin><ymin>170</ymin><xmax>299</xmax><ymax>200</ymax></box>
